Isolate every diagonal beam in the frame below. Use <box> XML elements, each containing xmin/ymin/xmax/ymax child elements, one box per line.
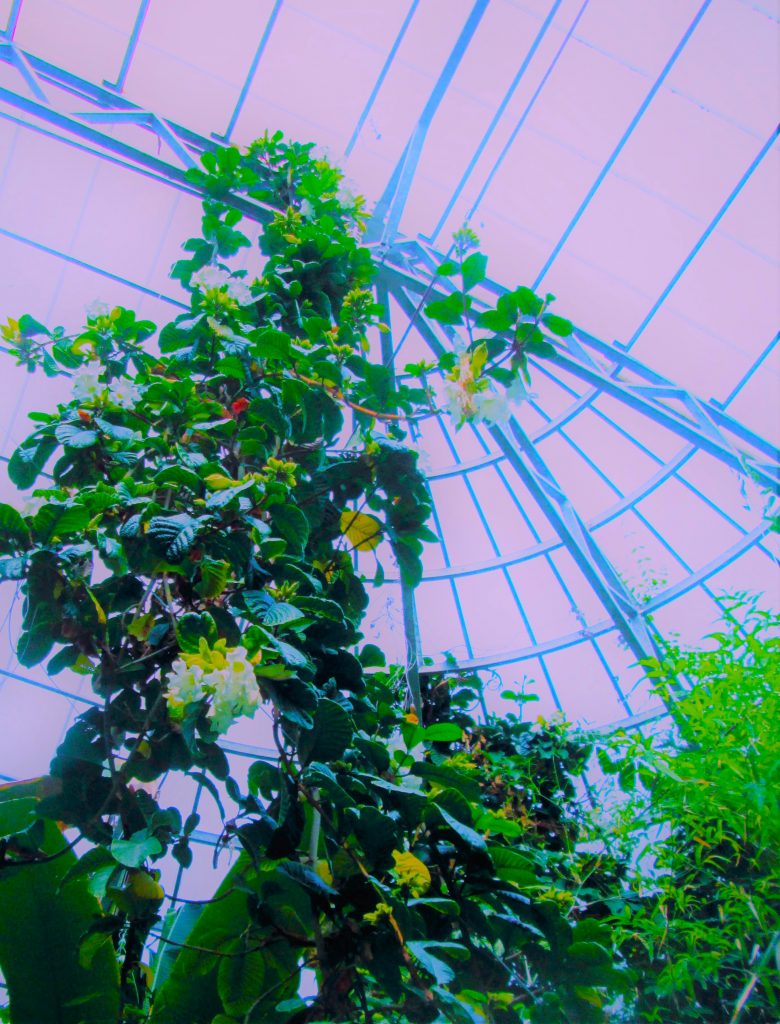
<box><xmin>379</xmin><ymin>262</ymin><xmax>780</xmax><ymax>492</ymax></box>
<box><xmin>365</xmin><ymin>0</ymin><xmax>489</xmax><ymax>246</ymax></box>
<box><xmin>389</xmin><ymin>279</ymin><xmax>663</xmax><ymax>665</ymax></box>
<box><xmin>0</xmin><ymin>44</ymin><xmax>776</xmax><ymax>495</ymax></box>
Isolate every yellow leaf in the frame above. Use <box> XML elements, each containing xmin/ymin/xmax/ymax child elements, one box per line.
<box><xmin>315</xmin><ymin>859</ymin><xmax>333</xmax><ymax>886</ymax></box>
<box><xmin>127</xmin><ymin>870</ymin><xmax>164</xmax><ymax>902</ymax></box>
<box><xmin>340</xmin><ymin>510</ymin><xmax>382</xmax><ymax>551</ymax></box>
<box><xmin>204</xmin><ymin>473</ymin><xmax>237</xmax><ymax>490</ymax></box>
<box><xmin>85</xmin><ymin>587</ymin><xmax>107</xmax><ymax>625</ymax></box>
<box><xmin>391</xmin><ymin>850</ymin><xmax>431</xmax><ymax>896</ymax></box>
<box><xmin>128</xmin><ymin>613</ymin><xmax>155</xmax><ymax>640</ymax></box>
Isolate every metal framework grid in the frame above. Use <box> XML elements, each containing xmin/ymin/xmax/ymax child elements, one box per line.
<box><xmin>0</xmin><ymin>0</ymin><xmax>777</xmax><ymax>862</ymax></box>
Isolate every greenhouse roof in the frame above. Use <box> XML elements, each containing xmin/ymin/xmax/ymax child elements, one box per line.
<box><xmin>0</xmin><ymin>0</ymin><xmax>778</xmax><ymax>793</ymax></box>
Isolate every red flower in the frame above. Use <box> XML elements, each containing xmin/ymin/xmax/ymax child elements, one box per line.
<box><xmin>77</xmin><ymin>409</ymin><xmax>91</xmax><ymax>422</ymax></box>
<box><xmin>231</xmin><ymin>397</ymin><xmax>250</xmax><ymax>415</ymax></box>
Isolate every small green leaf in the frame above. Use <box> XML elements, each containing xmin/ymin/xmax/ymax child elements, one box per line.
<box><xmin>461</xmin><ymin>251</ymin><xmax>487</xmax><ymax>292</ymax></box>
<box><xmin>176</xmin><ymin>612</ymin><xmax>219</xmax><ymax>653</ymax></box>
<box><xmin>407</xmin><ymin>941</ymin><xmax>468</xmax><ymax>984</ymax></box>
<box><xmin>111</xmin><ymin>830</ymin><xmax>162</xmax><ymax>868</ymax></box>
<box><xmin>541</xmin><ymin>312</ymin><xmax>573</xmax><ymax>337</ymax></box>
<box><xmin>424</xmin><ymin>294</ymin><xmax>464</xmax><ymax>326</ymax></box>
<box><xmin>423</xmin><ymin>723</ymin><xmax>463</xmax><ymax>743</ymax></box>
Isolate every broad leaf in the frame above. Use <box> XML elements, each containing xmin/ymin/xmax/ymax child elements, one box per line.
<box><xmin>0</xmin><ymin>816</ymin><xmax>120</xmax><ymax>1024</ymax></box>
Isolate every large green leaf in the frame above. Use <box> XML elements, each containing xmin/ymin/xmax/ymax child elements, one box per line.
<box><xmin>299</xmin><ymin>699</ymin><xmax>354</xmax><ymax>765</ymax></box>
<box><xmin>0</xmin><ymin>808</ymin><xmax>120</xmax><ymax>1024</ymax></box>
<box><xmin>0</xmin><ymin>503</ymin><xmax>27</xmax><ymax>543</ymax></box>
<box><xmin>269</xmin><ymin>504</ymin><xmax>309</xmax><ymax>554</ymax></box>
<box><xmin>7</xmin><ymin>437</ymin><xmax>57</xmax><ymax>489</ymax></box>
<box><xmin>152</xmin><ymin>859</ymin><xmax>299</xmax><ymax>1024</ymax></box>
<box><xmin>151</xmin><ymin>859</ymin><xmax>252</xmax><ymax>1024</ymax></box>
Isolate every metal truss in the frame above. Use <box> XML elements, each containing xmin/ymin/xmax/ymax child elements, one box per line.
<box><xmin>0</xmin><ymin>23</ymin><xmax>778</xmax><ymax>727</ymax></box>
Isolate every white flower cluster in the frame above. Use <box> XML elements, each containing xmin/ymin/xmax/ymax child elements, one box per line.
<box><xmin>191</xmin><ymin>266</ymin><xmax>254</xmax><ymax>307</ymax></box>
<box><xmin>165</xmin><ymin>641</ymin><xmax>261</xmax><ymax>735</ymax></box>
<box><xmin>71</xmin><ymin>360</ymin><xmax>141</xmax><ymax>409</ymax></box>
<box><xmin>442</xmin><ymin>374</ymin><xmax>531</xmax><ymax>427</ymax></box>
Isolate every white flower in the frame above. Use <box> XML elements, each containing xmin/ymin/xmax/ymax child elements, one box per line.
<box><xmin>164</xmin><ymin>643</ymin><xmax>260</xmax><ymax>736</ymax></box>
<box><xmin>86</xmin><ymin>301</ymin><xmax>110</xmax><ymax>320</ymax></box>
<box><xmin>191</xmin><ymin>266</ymin><xmax>227</xmax><ymax>291</ymax></box>
<box><xmin>107</xmin><ymin>378</ymin><xmax>140</xmax><ymax>409</ymax></box>
<box><xmin>166</xmin><ymin>660</ymin><xmax>206</xmax><ymax>712</ymax></box>
<box><xmin>443</xmin><ymin>374</ymin><xmax>532</xmax><ymax>428</ymax></box>
<box><xmin>191</xmin><ymin>266</ymin><xmax>254</xmax><ymax>306</ymax></box>
<box><xmin>71</xmin><ymin>360</ymin><xmax>104</xmax><ymax>403</ymax></box>
<box><xmin>299</xmin><ymin>199</ymin><xmax>316</xmax><ymax>220</ymax></box>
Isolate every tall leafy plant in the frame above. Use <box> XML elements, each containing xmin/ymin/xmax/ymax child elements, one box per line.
<box><xmin>599</xmin><ymin>599</ymin><xmax>780</xmax><ymax>1022</ymax></box>
<box><xmin>0</xmin><ymin>133</ymin><xmax>626</xmax><ymax>1024</ymax></box>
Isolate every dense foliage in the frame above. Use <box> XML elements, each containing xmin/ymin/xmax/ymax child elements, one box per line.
<box><xmin>0</xmin><ymin>133</ymin><xmax>776</xmax><ymax>1024</ymax></box>
<box><xmin>602</xmin><ymin>600</ymin><xmax>780</xmax><ymax>1023</ymax></box>
<box><xmin>0</xmin><ymin>134</ymin><xmax>617</xmax><ymax>1024</ymax></box>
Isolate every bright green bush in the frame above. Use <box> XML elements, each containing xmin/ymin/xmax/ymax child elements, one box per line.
<box><xmin>601</xmin><ymin>599</ymin><xmax>780</xmax><ymax>1022</ymax></box>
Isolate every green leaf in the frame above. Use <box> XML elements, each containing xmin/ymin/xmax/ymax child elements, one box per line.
<box><xmin>488</xmin><ymin>845</ymin><xmax>539</xmax><ymax>886</ymax></box>
<box><xmin>512</xmin><ymin>286</ymin><xmax>543</xmax><ymax>317</ymax></box>
<box><xmin>0</xmin><ymin>787</ymin><xmax>38</xmax><ymax>838</ymax></box>
<box><xmin>17</xmin><ymin>625</ymin><xmax>55</xmax><ymax>668</ymax></box>
<box><xmin>423</xmin><ymin>723</ymin><xmax>463</xmax><ymax>743</ymax></box>
<box><xmin>406</xmin><ymin>941</ymin><xmax>468</xmax><ymax>984</ymax></box>
<box><xmin>262</xmin><ymin>601</ymin><xmax>304</xmax><ymax>627</ymax></box>
<box><xmin>195</xmin><ymin>558</ymin><xmax>231</xmax><ymax>600</ymax></box>
<box><xmin>435</xmin><ymin>805</ymin><xmax>486</xmax><ymax>850</ymax></box>
<box><xmin>111</xmin><ymin>829</ymin><xmax>163</xmax><ymax>868</ymax></box>
<box><xmin>475</xmin><ymin>308</ymin><xmax>513</xmax><ymax>332</ymax></box>
<box><xmin>151</xmin><ymin>859</ymin><xmax>253</xmax><ymax>1024</ymax></box>
<box><xmin>148</xmin><ymin>513</ymin><xmax>202</xmax><ymax>560</ymax></box>
<box><xmin>54</xmin><ymin>423</ymin><xmax>98</xmax><ymax>448</ymax></box>
<box><xmin>0</xmin><ymin>502</ymin><xmax>27</xmax><ymax>541</ymax></box>
<box><xmin>176</xmin><ymin>612</ymin><xmax>219</xmax><ymax>654</ymax></box>
<box><xmin>154</xmin><ymin>465</ymin><xmax>203</xmax><ymax>491</ymax></box>
<box><xmin>0</xmin><ymin>820</ymin><xmax>120</xmax><ymax>1024</ymax></box>
<box><xmin>270</xmin><ymin>504</ymin><xmax>309</xmax><ymax>553</ymax></box>
<box><xmin>18</xmin><ymin>314</ymin><xmax>49</xmax><ymax>337</ymax></box>
<box><xmin>299</xmin><ymin>699</ymin><xmax>354</xmax><ymax>765</ymax></box>
<box><xmin>424</xmin><ymin>293</ymin><xmax>464</xmax><ymax>326</ymax></box>
<box><xmin>94</xmin><ymin>416</ymin><xmax>135</xmax><ymax>441</ymax></box>
<box><xmin>525</xmin><ymin>337</ymin><xmax>557</xmax><ymax>359</ymax></box>
<box><xmin>461</xmin><ymin>251</ymin><xmax>487</xmax><ymax>292</ymax></box>
<box><xmin>217</xmin><ymin>943</ymin><xmax>266</xmax><ymax>1017</ymax></box>
<box><xmin>436</xmin><ymin>260</ymin><xmax>458</xmax><ymax>276</ymax></box>
<box><xmin>541</xmin><ymin>312</ymin><xmax>573</xmax><ymax>337</ymax></box>
<box><xmin>34</xmin><ymin>504</ymin><xmax>91</xmax><ymax>542</ymax></box>
<box><xmin>8</xmin><ymin>437</ymin><xmax>57</xmax><ymax>488</ymax></box>
<box><xmin>410</xmin><ymin>762</ymin><xmax>481</xmax><ymax>802</ymax></box>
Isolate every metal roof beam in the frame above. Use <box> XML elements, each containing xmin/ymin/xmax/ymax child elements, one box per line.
<box><xmin>366</xmin><ymin>0</ymin><xmax>489</xmax><ymax>246</ymax></box>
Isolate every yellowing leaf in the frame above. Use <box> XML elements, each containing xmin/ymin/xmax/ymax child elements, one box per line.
<box><xmin>128</xmin><ymin>613</ymin><xmax>155</xmax><ymax>640</ymax></box>
<box><xmin>340</xmin><ymin>510</ymin><xmax>382</xmax><ymax>551</ymax></box>
<box><xmin>204</xmin><ymin>473</ymin><xmax>237</xmax><ymax>490</ymax></box>
<box><xmin>392</xmin><ymin>850</ymin><xmax>431</xmax><ymax>896</ymax></box>
<box><xmin>315</xmin><ymin>859</ymin><xmax>333</xmax><ymax>887</ymax></box>
<box><xmin>127</xmin><ymin>870</ymin><xmax>164</xmax><ymax>902</ymax></box>
<box><xmin>85</xmin><ymin>587</ymin><xmax>107</xmax><ymax>625</ymax></box>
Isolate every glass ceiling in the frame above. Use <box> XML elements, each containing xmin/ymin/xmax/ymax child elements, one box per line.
<box><xmin>0</xmin><ymin>0</ymin><xmax>778</xmax><ymax>814</ymax></box>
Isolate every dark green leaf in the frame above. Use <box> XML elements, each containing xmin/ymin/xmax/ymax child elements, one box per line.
<box><xmin>299</xmin><ymin>699</ymin><xmax>354</xmax><ymax>765</ymax></box>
